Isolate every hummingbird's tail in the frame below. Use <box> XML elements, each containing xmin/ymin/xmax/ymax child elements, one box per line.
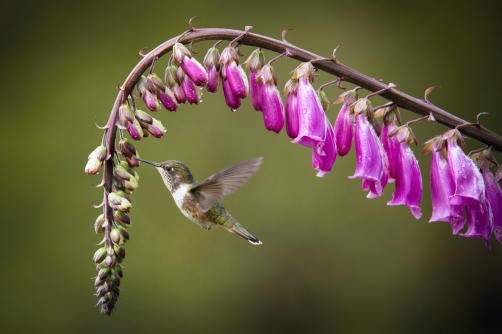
<box><xmin>228</xmin><ymin>223</ymin><xmax>262</xmax><ymax>245</ymax></box>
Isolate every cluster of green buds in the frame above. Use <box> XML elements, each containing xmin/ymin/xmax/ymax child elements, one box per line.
<box><xmin>117</xmin><ymin>102</ymin><xmax>166</xmax><ymax>140</ymax></box>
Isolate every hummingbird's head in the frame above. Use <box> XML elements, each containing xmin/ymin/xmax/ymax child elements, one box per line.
<box><xmin>135</xmin><ymin>158</ymin><xmax>194</xmax><ymax>192</ymax></box>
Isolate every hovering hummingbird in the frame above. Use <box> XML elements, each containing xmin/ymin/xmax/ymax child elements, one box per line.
<box><xmin>135</xmin><ymin>157</ymin><xmax>263</xmax><ymax>245</ymax></box>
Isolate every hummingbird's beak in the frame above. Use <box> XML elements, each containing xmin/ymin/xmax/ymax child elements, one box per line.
<box><xmin>134</xmin><ymin>158</ymin><xmax>159</xmax><ymax>167</ymax></box>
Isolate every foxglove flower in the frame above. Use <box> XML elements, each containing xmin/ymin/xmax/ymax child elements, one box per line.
<box><xmin>483</xmin><ymin>168</ymin><xmax>502</xmax><ymax>243</ymax></box>
<box><xmin>349</xmin><ymin>113</ymin><xmax>386</xmax><ymax>197</ymax></box>
<box><xmin>85</xmin><ymin>145</ymin><xmax>107</xmax><ymax>175</ymax></box>
<box><xmin>245</xmin><ymin>49</ymin><xmax>265</xmax><ymax>111</ymax></box>
<box><xmin>221</xmin><ymin>67</ymin><xmax>241</xmax><ymax>110</ymax></box>
<box><xmin>284</xmin><ymin>80</ymin><xmax>299</xmax><ymax>139</ymax></box>
<box><xmin>220</xmin><ymin>46</ymin><xmax>248</xmax><ymax>100</ymax></box>
<box><xmin>157</xmin><ymin>88</ymin><xmax>178</xmax><ymax>111</ymax></box>
<box><xmin>136</xmin><ymin>75</ymin><xmax>160</xmax><ymax>111</ymax></box>
<box><xmin>172</xmin><ymin>43</ymin><xmax>208</xmax><ymax>86</ymax></box>
<box><xmin>428</xmin><ymin>149</ymin><xmax>465</xmax><ymax>233</ymax></box>
<box><xmin>177</xmin><ymin>66</ymin><xmax>201</xmax><ymax>105</ymax></box>
<box><xmin>461</xmin><ymin>196</ymin><xmax>493</xmax><ymax>249</ymax></box>
<box><xmin>445</xmin><ymin>130</ymin><xmax>484</xmax><ymax>206</ymax></box>
<box><xmin>165</xmin><ymin>65</ymin><xmax>186</xmax><ymax>104</ymax></box>
<box><xmin>257</xmin><ymin>64</ymin><xmax>284</xmax><ymax>133</ymax></box>
<box><xmin>384</xmin><ymin>124</ymin><xmax>422</xmax><ymax>219</ymax></box>
<box><xmin>333</xmin><ymin>89</ymin><xmax>358</xmax><ymax>157</ymax></box>
<box><xmin>289</xmin><ymin>63</ymin><xmax>326</xmax><ymax>151</ymax></box>
<box><xmin>312</xmin><ymin>116</ymin><xmax>337</xmax><ymax>177</ymax></box>
<box><xmin>203</xmin><ymin>47</ymin><xmax>221</xmax><ymax>93</ymax></box>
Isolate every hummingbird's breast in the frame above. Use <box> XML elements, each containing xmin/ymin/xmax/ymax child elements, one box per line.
<box><xmin>171</xmin><ymin>184</ymin><xmax>214</xmax><ymax>229</ymax></box>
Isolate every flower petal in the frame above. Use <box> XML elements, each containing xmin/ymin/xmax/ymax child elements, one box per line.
<box><xmin>206</xmin><ymin>66</ymin><xmax>220</xmax><ymax>93</ymax></box>
<box><xmin>285</xmin><ymin>93</ymin><xmax>299</xmax><ymax>139</ymax></box>
<box><xmin>482</xmin><ymin>169</ymin><xmax>502</xmax><ymax>243</ymax></box>
<box><xmin>226</xmin><ymin>62</ymin><xmax>248</xmax><ymax>98</ymax></box>
<box><xmin>261</xmin><ymin>84</ymin><xmax>284</xmax><ymax>133</ymax></box>
<box><xmin>447</xmin><ymin>138</ymin><xmax>485</xmax><ymax>206</ymax></box>
<box><xmin>461</xmin><ymin>198</ymin><xmax>493</xmax><ymax>250</ymax></box>
<box><xmin>429</xmin><ymin>151</ymin><xmax>465</xmax><ymax>233</ymax></box>
<box><xmin>181</xmin><ymin>57</ymin><xmax>208</xmax><ymax>86</ymax></box>
<box><xmin>250</xmin><ymin>71</ymin><xmax>263</xmax><ymax>111</ymax></box>
<box><xmin>387</xmin><ymin>141</ymin><xmax>422</xmax><ymax>219</ymax></box>
<box><xmin>312</xmin><ymin>116</ymin><xmax>337</xmax><ymax>177</ymax></box>
<box><xmin>334</xmin><ymin>104</ymin><xmax>354</xmax><ymax>157</ymax></box>
<box><xmin>292</xmin><ymin>77</ymin><xmax>326</xmax><ymax>149</ymax></box>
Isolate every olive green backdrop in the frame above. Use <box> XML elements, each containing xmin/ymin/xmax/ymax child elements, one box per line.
<box><xmin>2</xmin><ymin>0</ymin><xmax>502</xmax><ymax>333</ymax></box>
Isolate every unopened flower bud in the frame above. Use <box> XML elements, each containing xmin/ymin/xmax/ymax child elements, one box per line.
<box><xmin>146</xmin><ymin>118</ymin><xmax>166</xmax><ymax>138</ymax></box>
<box><xmin>158</xmin><ymin>88</ymin><xmax>178</xmax><ymax>111</ymax></box>
<box><xmin>147</xmin><ymin>73</ymin><xmax>166</xmax><ymax>92</ymax></box>
<box><xmin>317</xmin><ymin>90</ymin><xmax>330</xmax><ymax>111</ymax></box>
<box><xmin>94</xmin><ymin>276</ymin><xmax>104</xmax><ymax>287</ymax></box>
<box><xmin>113</xmin><ymin>266</ymin><xmax>123</xmax><ymax>278</ymax></box>
<box><xmin>127</xmin><ymin>118</ymin><xmax>144</xmax><ymax>141</ymax></box>
<box><xmin>143</xmin><ymin>90</ymin><xmax>160</xmax><ymax>111</ymax></box>
<box><xmin>119</xmin><ymin>104</ymin><xmax>135</xmax><ymax>123</ymax></box>
<box><xmin>114</xmin><ymin>210</ymin><xmax>131</xmax><ymax>226</ymax></box>
<box><xmin>125</xmin><ymin>155</ymin><xmax>140</xmax><ymax>168</ymax></box>
<box><xmin>110</xmin><ymin>228</ymin><xmax>121</xmax><ymax>244</ymax></box>
<box><xmin>136</xmin><ymin>75</ymin><xmax>148</xmax><ymax>96</ymax></box>
<box><xmin>124</xmin><ymin>177</ymin><xmax>139</xmax><ymax>192</ymax></box>
<box><xmin>85</xmin><ymin>157</ymin><xmax>102</xmax><ymax>175</ymax></box>
<box><xmin>88</xmin><ymin>145</ymin><xmax>107</xmax><ymax>161</ymax></box>
<box><xmin>93</xmin><ymin>247</ymin><xmax>107</xmax><ymax>263</ymax></box>
<box><xmin>114</xmin><ymin>245</ymin><xmax>126</xmax><ymax>259</ymax></box>
<box><xmin>94</xmin><ymin>214</ymin><xmax>105</xmax><ymax>234</ymax></box>
<box><xmin>203</xmin><ymin>47</ymin><xmax>221</xmax><ymax>93</ymax></box>
<box><xmin>134</xmin><ymin>109</ymin><xmax>153</xmax><ymax>124</ymax></box>
<box><xmin>105</xmin><ymin>255</ymin><xmax>116</xmax><ymax>267</ymax></box>
<box><xmin>98</xmin><ymin>267</ymin><xmax>110</xmax><ymax>280</ymax></box>
<box><xmin>114</xmin><ymin>165</ymin><xmax>132</xmax><ymax>181</ymax></box>
<box><xmin>117</xmin><ymin>226</ymin><xmax>130</xmax><ymax>242</ymax></box>
<box><xmin>119</xmin><ymin>138</ymin><xmax>137</xmax><ymax>158</ymax></box>
<box><xmin>112</xmin><ymin>274</ymin><xmax>121</xmax><ymax>286</ymax></box>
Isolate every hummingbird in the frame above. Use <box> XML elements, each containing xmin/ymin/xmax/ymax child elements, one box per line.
<box><xmin>135</xmin><ymin>157</ymin><xmax>263</xmax><ymax>245</ymax></box>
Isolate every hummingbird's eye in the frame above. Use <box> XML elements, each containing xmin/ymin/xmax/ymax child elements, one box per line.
<box><xmin>165</xmin><ymin>166</ymin><xmax>172</xmax><ymax>172</ymax></box>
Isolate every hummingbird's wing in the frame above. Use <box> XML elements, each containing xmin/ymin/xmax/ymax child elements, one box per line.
<box><xmin>189</xmin><ymin>157</ymin><xmax>263</xmax><ymax>212</ymax></box>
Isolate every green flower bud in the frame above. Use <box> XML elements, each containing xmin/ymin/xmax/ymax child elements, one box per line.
<box><xmin>114</xmin><ymin>165</ymin><xmax>132</xmax><ymax>181</ymax></box>
<box><xmin>119</xmin><ymin>138</ymin><xmax>137</xmax><ymax>158</ymax></box>
<box><xmin>94</xmin><ymin>214</ymin><xmax>105</xmax><ymax>234</ymax></box>
<box><xmin>114</xmin><ymin>210</ymin><xmax>130</xmax><ymax>226</ymax></box>
<box><xmin>98</xmin><ymin>267</ymin><xmax>110</xmax><ymax>280</ymax></box>
<box><xmin>113</xmin><ymin>266</ymin><xmax>123</xmax><ymax>278</ymax></box>
<box><xmin>105</xmin><ymin>255</ymin><xmax>116</xmax><ymax>267</ymax></box>
<box><xmin>119</xmin><ymin>103</ymin><xmax>135</xmax><ymax>123</ymax></box>
<box><xmin>114</xmin><ymin>245</ymin><xmax>126</xmax><ymax>259</ymax></box>
<box><xmin>134</xmin><ymin>109</ymin><xmax>153</xmax><ymax>124</ymax></box>
<box><xmin>85</xmin><ymin>157</ymin><xmax>102</xmax><ymax>175</ymax></box>
<box><xmin>93</xmin><ymin>247</ymin><xmax>107</xmax><ymax>263</ymax></box>
<box><xmin>94</xmin><ymin>276</ymin><xmax>104</xmax><ymax>287</ymax></box>
<box><xmin>124</xmin><ymin>176</ymin><xmax>138</xmax><ymax>192</ymax></box>
<box><xmin>110</xmin><ymin>228</ymin><xmax>121</xmax><ymax>244</ymax></box>
<box><xmin>88</xmin><ymin>145</ymin><xmax>107</xmax><ymax>161</ymax></box>
<box><xmin>119</xmin><ymin>161</ymin><xmax>136</xmax><ymax>176</ymax></box>
<box><xmin>117</xmin><ymin>226</ymin><xmax>130</xmax><ymax>242</ymax></box>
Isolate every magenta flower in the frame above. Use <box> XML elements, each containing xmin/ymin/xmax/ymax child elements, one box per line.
<box><xmin>157</xmin><ymin>88</ymin><xmax>178</xmax><ymax>111</ymax></box>
<box><xmin>292</xmin><ymin>76</ymin><xmax>326</xmax><ymax>151</ymax></box>
<box><xmin>221</xmin><ymin>67</ymin><xmax>241</xmax><ymax>110</ymax></box>
<box><xmin>445</xmin><ymin>131</ymin><xmax>484</xmax><ymax>206</ymax></box>
<box><xmin>385</xmin><ymin>125</ymin><xmax>422</xmax><ymax>219</ymax></box>
<box><xmin>256</xmin><ymin>65</ymin><xmax>284</xmax><ymax>133</ymax></box>
<box><xmin>203</xmin><ymin>47</ymin><xmax>221</xmax><ymax>93</ymax></box>
<box><xmin>165</xmin><ymin>65</ymin><xmax>186</xmax><ymax>104</ymax></box>
<box><xmin>461</xmin><ymin>197</ymin><xmax>493</xmax><ymax>250</ymax></box>
<box><xmin>179</xmin><ymin>70</ymin><xmax>201</xmax><ymax>105</ymax></box>
<box><xmin>245</xmin><ymin>49</ymin><xmax>265</xmax><ymax>111</ymax></box>
<box><xmin>334</xmin><ymin>103</ymin><xmax>354</xmax><ymax>157</ymax></box>
<box><xmin>285</xmin><ymin>90</ymin><xmax>299</xmax><ymax>139</ymax></box>
<box><xmin>250</xmin><ymin>71</ymin><xmax>264</xmax><ymax>111</ymax></box>
<box><xmin>429</xmin><ymin>150</ymin><xmax>465</xmax><ymax>233</ymax></box>
<box><xmin>173</xmin><ymin>43</ymin><xmax>207</xmax><ymax>86</ymax></box>
<box><xmin>381</xmin><ymin>122</ymin><xmax>398</xmax><ymax>180</ymax></box>
<box><xmin>349</xmin><ymin>114</ymin><xmax>385</xmax><ymax>197</ymax></box>
<box><xmin>220</xmin><ymin>46</ymin><xmax>248</xmax><ymax>100</ymax></box>
<box><xmin>312</xmin><ymin>116</ymin><xmax>337</xmax><ymax>177</ymax></box>
<box><xmin>126</xmin><ymin>118</ymin><xmax>143</xmax><ymax>141</ymax></box>
<box><xmin>482</xmin><ymin>168</ymin><xmax>502</xmax><ymax>243</ymax></box>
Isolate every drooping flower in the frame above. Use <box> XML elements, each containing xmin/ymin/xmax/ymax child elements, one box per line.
<box><xmin>85</xmin><ymin>145</ymin><xmax>107</xmax><ymax>175</ymax></box>
<box><xmin>256</xmin><ymin>64</ymin><xmax>284</xmax><ymax>133</ymax></box>
<box><xmin>348</xmin><ymin>112</ymin><xmax>386</xmax><ymax>197</ymax></box>
<box><xmin>136</xmin><ymin>75</ymin><xmax>160</xmax><ymax>111</ymax></box>
<box><xmin>312</xmin><ymin>115</ymin><xmax>337</xmax><ymax>177</ymax></box>
<box><xmin>333</xmin><ymin>89</ymin><xmax>358</xmax><ymax>157</ymax></box>
<box><xmin>286</xmin><ymin>63</ymin><xmax>326</xmax><ymax>151</ymax></box>
<box><xmin>483</xmin><ymin>168</ymin><xmax>502</xmax><ymax>243</ymax></box>
<box><xmin>428</xmin><ymin>148</ymin><xmax>465</xmax><ymax>233</ymax></box>
<box><xmin>245</xmin><ymin>49</ymin><xmax>266</xmax><ymax>111</ymax></box>
<box><xmin>165</xmin><ymin>65</ymin><xmax>186</xmax><ymax>104</ymax></box>
<box><xmin>157</xmin><ymin>88</ymin><xmax>178</xmax><ymax>111</ymax></box>
<box><xmin>461</xmin><ymin>196</ymin><xmax>493</xmax><ymax>250</ymax></box>
<box><xmin>220</xmin><ymin>46</ymin><xmax>249</xmax><ymax>109</ymax></box>
<box><xmin>385</xmin><ymin>124</ymin><xmax>422</xmax><ymax>219</ymax></box>
<box><xmin>172</xmin><ymin>43</ymin><xmax>208</xmax><ymax>86</ymax></box>
<box><xmin>444</xmin><ymin>130</ymin><xmax>484</xmax><ymax>206</ymax></box>
<box><xmin>284</xmin><ymin>80</ymin><xmax>299</xmax><ymax>139</ymax></box>
<box><xmin>203</xmin><ymin>47</ymin><xmax>221</xmax><ymax>93</ymax></box>
<box><xmin>221</xmin><ymin>66</ymin><xmax>241</xmax><ymax>110</ymax></box>
<box><xmin>177</xmin><ymin>66</ymin><xmax>201</xmax><ymax>105</ymax></box>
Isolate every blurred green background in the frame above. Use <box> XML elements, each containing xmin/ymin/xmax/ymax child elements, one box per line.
<box><xmin>2</xmin><ymin>0</ymin><xmax>502</xmax><ymax>332</ymax></box>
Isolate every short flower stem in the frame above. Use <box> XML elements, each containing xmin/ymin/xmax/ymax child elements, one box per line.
<box><xmin>103</xmin><ymin>28</ymin><xmax>502</xmax><ymax>154</ymax></box>
<box><xmin>405</xmin><ymin>115</ymin><xmax>430</xmax><ymax>127</ymax></box>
